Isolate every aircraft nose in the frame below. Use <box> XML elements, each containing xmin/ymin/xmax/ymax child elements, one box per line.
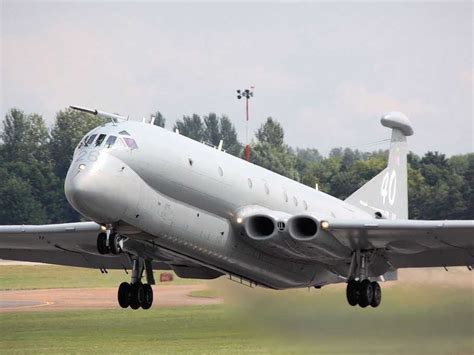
<box><xmin>65</xmin><ymin>153</ymin><xmax>140</xmax><ymax>223</ymax></box>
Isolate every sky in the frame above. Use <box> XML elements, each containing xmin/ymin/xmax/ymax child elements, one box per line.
<box><xmin>1</xmin><ymin>1</ymin><xmax>472</xmax><ymax>156</ymax></box>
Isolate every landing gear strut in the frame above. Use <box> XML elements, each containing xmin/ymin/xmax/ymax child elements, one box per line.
<box><xmin>117</xmin><ymin>256</ymin><xmax>155</xmax><ymax>310</ymax></box>
<box><xmin>346</xmin><ymin>251</ymin><xmax>382</xmax><ymax>308</ymax></box>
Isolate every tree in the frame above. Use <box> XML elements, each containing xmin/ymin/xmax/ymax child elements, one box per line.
<box><xmin>174</xmin><ymin>113</ymin><xmax>242</xmax><ymax>156</ymax></box>
<box><xmin>203</xmin><ymin>113</ymin><xmax>242</xmax><ymax>156</ymax></box>
<box><xmin>174</xmin><ymin>114</ymin><xmax>205</xmax><ymax>142</ymax></box>
<box><xmin>296</xmin><ymin>148</ymin><xmax>322</xmax><ymax>164</ymax></box>
<box><xmin>219</xmin><ymin>116</ymin><xmax>242</xmax><ymax>156</ymax></box>
<box><xmin>255</xmin><ymin>117</ymin><xmax>284</xmax><ymax>149</ymax></box>
<box><xmin>251</xmin><ymin>117</ymin><xmax>299</xmax><ymax>180</ymax></box>
<box><xmin>152</xmin><ymin>111</ymin><xmax>166</xmax><ymax>128</ymax></box>
<box><xmin>0</xmin><ymin>108</ymin><xmax>49</xmax><ymax>163</ymax></box>
<box><xmin>0</xmin><ymin>167</ymin><xmax>47</xmax><ymax>224</ymax></box>
<box><xmin>203</xmin><ymin>113</ymin><xmax>220</xmax><ymax>146</ymax></box>
<box><xmin>0</xmin><ymin>109</ymin><xmax>59</xmax><ymax>224</ymax></box>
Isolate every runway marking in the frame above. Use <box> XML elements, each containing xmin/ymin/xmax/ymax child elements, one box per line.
<box><xmin>0</xmin><ymin>301</ymin><xmax>55</xmax><ymax>311</ymax></box>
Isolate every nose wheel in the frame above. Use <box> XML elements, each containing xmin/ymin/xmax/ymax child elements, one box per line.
<box><xmin>117</xmin><ymin>256</ymin><xmax>155</xmax><ymax>310</ymax></box>
<box><xmin>96</xmin><ymin>231</ymin><xmax>123</xmax><ymax>255</ymax></box>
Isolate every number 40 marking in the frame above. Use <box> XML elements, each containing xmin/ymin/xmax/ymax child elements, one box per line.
<box><xmin>381</xmin><ymin>170</ymin><xmax>397</xmax><ymax>205</ymax></box>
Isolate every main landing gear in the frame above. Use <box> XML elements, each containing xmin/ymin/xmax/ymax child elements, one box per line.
<box><xmin>345</xmin><ymin>251</ymin><xmax>382</xmax><ymax>308</ymax></box>
<box><xmin>346</xmin><ymin>279</ymin><xmax>381</xmax><ymax>308</ymax></box>
<box><xmin>118</xmin><ymin>256</ymin><xmax>155</xmax><ymax>310</ymax></box>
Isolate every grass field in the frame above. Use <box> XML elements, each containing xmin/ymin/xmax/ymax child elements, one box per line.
<box><xmin>1</xmin><ymin>265</ymin><xmax>473</xmax><ymax>354</ymax></box>
<box><xmin>0</xmin><ymin>265</ymin><xmax>196</xmax><ymax>290</ymax></box>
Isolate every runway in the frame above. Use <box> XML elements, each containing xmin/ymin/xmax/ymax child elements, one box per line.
<box><xmin>0</xmin><ymin>284</ymin><xmax>223</xmax><ymax>313</ymax></box>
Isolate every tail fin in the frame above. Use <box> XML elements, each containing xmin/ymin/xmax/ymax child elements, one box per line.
<box><xmin>345</xmin><ymin>112</ymin><xmax>414</xmax><ymax>220</ymax></box>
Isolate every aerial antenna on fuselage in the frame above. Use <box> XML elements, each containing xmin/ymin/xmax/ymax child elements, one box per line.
<box><xmin>70</xmin><ymin>105</ymin><xmax>128</xmax><ymax>125</ymax></box>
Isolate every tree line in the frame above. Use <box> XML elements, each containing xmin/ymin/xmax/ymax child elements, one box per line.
<box><xmin>0</xmin><ymin>107</ymin><xmax>472</xmax><ymax>224</ymax></box>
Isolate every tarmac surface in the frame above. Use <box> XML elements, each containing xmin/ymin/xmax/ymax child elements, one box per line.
<box><xmin>0</xmin><ymin>284</ymin><xmax>223</xmax><ymax>313</ymax></box>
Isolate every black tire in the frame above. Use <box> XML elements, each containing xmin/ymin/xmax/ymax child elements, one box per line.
<box><xmin>370</xmin><ymin>281</ymin><xmax>382</xmax><ymax>308</ymax></box>
<box><xmin>358</xmin><ymin>279</ymin><xmax>373</xmax><ymax>308</ymax></box>
<box><xmin>346</xmin><ymin>280</ymin><xmax>359</xmax><ymax>306</ymax></box>
<box><xmin>141</xmin><ymin>284</ymin><xmax>153</xmax><ymax>310</ymax></box>
<box><xmin>118</xmin><ymin>282</ymin><xmax>131</xmax><ymax>308</ymax></box>
<box><xmin>130</xmin><ymin>283</ymin><xmax>142</xmax><ymax>310</ymax></box>
<box><xmin>109</xmin><ymin>233</ymin><xmax>121</xmax><ymax>255</ymax></box>
<box><xmin>97</xmin><ymin>233</ymin><xmax>109</xmax><ymax>255</ymax></box>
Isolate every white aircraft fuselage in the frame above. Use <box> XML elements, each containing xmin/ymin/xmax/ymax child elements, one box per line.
<box><xmin>65</xmin><ymin>121</ymin><xmax>365</xmax><ymax>289</ymax></box>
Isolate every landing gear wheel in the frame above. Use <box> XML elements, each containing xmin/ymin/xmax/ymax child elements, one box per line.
<box><xmin>370</xmin><ymin>281</ymin><xmax>382</xmax><ymax>308</ymax></box>
<box><xmin>130</xmin><ymin>283</ymin><xmax>144</xmax><ymax>310</ymax></box>
<box><xmin>97</xmin><ymin>233</ymin><xmax>109</xmax><ymax>255</ymax></box>
<box><xmin>358</xmin><ymin>279</ymin><xmax>373</xmax><ymax>308</ymax></box>
<box><xmin>141</xmin><ymin>284</ymin><xmax>153</xmax><ymax>310</ymax></box>
<box><xmin>109</xmin><ymin>232</ymin><xmax>121</xmax><ymax>255</ymax></box>
<box><xmin>346</xmin><ymin>280</ymin><xmax>360</xmax><ymax>306</ymax></box>
<box><xmin>118</xmin><ymin>282</ymin><xmax>131</xmax><ymax>308</ymax></box>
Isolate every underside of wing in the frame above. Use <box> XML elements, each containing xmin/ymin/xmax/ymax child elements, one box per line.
<box><xmin>0</xmin><ymin>223</ymin><xmax>186</xmax><ymax>272</ymax></box>
<box><xmin>324</xmin><ymin>219</ymin><xmax>474</xmax><ymax>268</ymax></box>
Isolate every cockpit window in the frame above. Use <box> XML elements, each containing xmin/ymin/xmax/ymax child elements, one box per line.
<box><xmin>119</xmin><ymin>130</ymin><xmax>131</xmax><ymax>135</ymax></box>
<box><xmin>95</xmin><ymin>134</ymin><xmax>107</xmax><ymax>146</ymax></box>
<box><xmin>105</xmin><ymin>135</ymin><xmax>117</xmax><ymax>148</ymax></box>
<box><xmin>85</xmin><ymin>134</ymin><xmax>97</xmax><ymax>147</ymax></box>
<box><xmin>77</xmin><ymin>135</ymin><xmax>88</xmax><ymax>149</ymax></box>
<box><xmin>122</xmin><ymin>137</ymin><xmax>138</xmax><ymax>149</ymax></box>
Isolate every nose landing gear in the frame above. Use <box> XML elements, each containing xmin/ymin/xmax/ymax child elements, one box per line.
<box><xmin>96</xmin><ymin>231</ymin><xmax>123</xmax><ymax>255</ymax></box>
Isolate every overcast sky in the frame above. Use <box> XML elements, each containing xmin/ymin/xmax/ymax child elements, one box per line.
<box><xmin>1</xmin><ymin>1</ymin><xmax>472</xmax><ymax>156</ymax></box>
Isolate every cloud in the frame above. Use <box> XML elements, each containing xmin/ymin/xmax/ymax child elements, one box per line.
<box><xmin>336</xmin><ymin>82</ymin><xmax>433</xmax><ymax>118</ymax></box>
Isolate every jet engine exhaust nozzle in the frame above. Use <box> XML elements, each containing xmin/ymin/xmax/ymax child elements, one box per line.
<box><xmin>288</xmin><ymin>216</ymin><xmax>319</xmax><ymax>241</ymax></box>
<box><xmin>244</xmin><ymin>215</ymin><xmax>276</xmax><ymax>240</ymax></box>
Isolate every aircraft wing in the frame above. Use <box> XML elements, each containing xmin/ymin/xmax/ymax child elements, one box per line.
<box><xmin>0</xmin><ymin>222</ymin><xmax>169</xmax><ymax>270</ymax></box>
<box><xmin>324</xmin><ymin>219</ymin><xmax>474</xmax><ymax>268</ymax></box>
<box><xmin>0</xmin><ymin>222</ymin><xmax>131</xmax><ymax>269</ymax></box>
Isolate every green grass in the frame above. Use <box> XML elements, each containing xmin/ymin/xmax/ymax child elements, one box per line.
<box><xmin>0</xmin><ymin>265</ymin><xmax>196</xmax><ymax>290</ymax></box>
<box><xmin>0</xmin><ymin>266</ymin><xmax>473</xmax><ymax>354</ymax></box>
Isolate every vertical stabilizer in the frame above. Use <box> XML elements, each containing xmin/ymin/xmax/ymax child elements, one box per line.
<box><xmin>345</xmin><ymin>112</ymin><xmax>414</xmax><ymax>220</ymax></box>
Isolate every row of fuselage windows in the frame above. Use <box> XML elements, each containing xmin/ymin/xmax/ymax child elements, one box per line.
<box><xmin>216</xmin><ymin>166</ymin><xmax>309</xmax><ymax>211</ymax></box>
<box><xmin>78</xmin><ymin>133</ymin><xmax>138</xmax><ymax>150</ymax></box>
<box><xmin>249</xmin><ymin>176</ymin><xmax>308</xmax><ymax>211</ymax></box>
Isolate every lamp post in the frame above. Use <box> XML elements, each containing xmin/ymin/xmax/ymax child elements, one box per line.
<box><xmin>237</xmin><ymin>87</ymin><xmax>254</xmax><ymax>161</ymax></box>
